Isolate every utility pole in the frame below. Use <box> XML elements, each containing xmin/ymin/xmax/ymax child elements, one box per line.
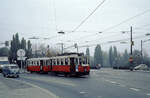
<box><xmin>61</xmin><ymin>43</ymin><xmax>64</xmax><ymax>54</ymax></box>
<box><xmin>130</xmin><ymin>26</ymin><xmax>133</xmax><ymax>55</ymax></box>
<box><xmin>129</xmin><ymin>26</ymin><xmax>134</xmax><ymax>71</ymax></box>
<box><xmin>74</xmin><ymin>43</ymin><xmax>78</xmax><ymax>53</ymax></box>
<box><xmin>57</xmin><ymin>43</ymin><xmax>64</xmax><ymax>54</ymax></box>
<box><xmin>141</xmin><ymin>40</ymin><xmax>143</xmax><ymax>63</ymax></box>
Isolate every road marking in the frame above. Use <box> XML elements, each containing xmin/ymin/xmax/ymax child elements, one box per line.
<box><xmin>110</xmin><ymin>81</ymin><xmax>117</xmax><ymax>84</ymax></box>
<box><xmin>130</xmin><ymin>88</ymin><xmax>140</xmax><ymax>92</ymax></box>
<box><xmin>10</xmin><ymin>79</ymin><xmax>59</xmax><ymax>98</ymax></box>
<box><xmin>97</xmin><ymin>96</ymin><xmax>102</xmax><ymax>98</ymax></box>
<box><xmin>80</xmin><ymin>91</ymin><xmax>87</xmax><ymax>94</ymax></box>
<box><xmin>146</xmin><ymin>93</ymin><xmax>150</xmax><ymax>96</ymax></box>
<box><xmin>22</xmin><ymin>76</ymin><xmax>76</xmax><ymax>87</ymax></box>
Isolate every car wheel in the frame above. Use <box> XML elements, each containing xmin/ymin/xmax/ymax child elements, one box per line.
<box><xmin>3</xmin><ymin>74</ymin><xmax>6</xmax><ymax>77</ymax></box>
<box><xmin>16</xmin><ymin>75</ymin><xmax>19</xmax><ymax>78</ymax></box>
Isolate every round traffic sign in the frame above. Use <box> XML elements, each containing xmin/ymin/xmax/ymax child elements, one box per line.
<box><xmin>17</xmin><ymin>49</ymin><xmax>26</xmax><ymax>57</ymax></box>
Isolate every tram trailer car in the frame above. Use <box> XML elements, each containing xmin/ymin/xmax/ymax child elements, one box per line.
<box><xmin>26</xmin><ymin>53</ymin><xmax>90</xmax><ymax>76</ymax></box>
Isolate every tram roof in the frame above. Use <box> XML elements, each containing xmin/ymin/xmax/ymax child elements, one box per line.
<box><xmin>27</xmin><ymin>57</ymin><xmax>50</xmax><ymax>61</ymax></box>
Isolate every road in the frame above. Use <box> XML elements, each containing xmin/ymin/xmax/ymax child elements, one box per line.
<box><xmin>0</xmin><ymin>68</ymin><xmax>150</xmax><ymax>98</ymax></box>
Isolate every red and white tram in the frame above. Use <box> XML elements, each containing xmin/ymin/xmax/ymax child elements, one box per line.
<box><xmin>26</xmin><ymin>53</ymin><xmax>90</xmax><ymax>76</ymax></box>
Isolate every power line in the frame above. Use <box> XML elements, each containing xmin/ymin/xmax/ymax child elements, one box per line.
<box><xmin>72</xmin><ymin>0</ymin><xmax>106</xmax><ymax>32</ymax></box>
<box><xmin>75</xmin><ymin>34</ymin><xmax>149</xmax><ymax>48</ymax></box>
<box><xmin>135</xmin><ymin>23</ymin><xmax>150</xmax><ymax>30</ymax></box>
<box><xmin>102</xmin><ymin>9</ymin><xmax>150</xmax><ymax>32</ymax></box>
<box><xmin>72</xmin><ymin>9</ymin><xmax>150</xmax><ymax>41</ymax></box>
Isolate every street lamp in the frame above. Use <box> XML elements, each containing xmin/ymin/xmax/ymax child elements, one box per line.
<box><xmin>58</xmin><ymin>31</ymin><xmax>65</xmax><ymax>34</ymax></box>
<box><xmin>145</xmin><ymin>33</ymin><xmax>150</xmax><ymax>36</ymax></box>
<box><xmin>57</xmin><ymin>31</ymin><xmax>65</xmax><ymax>54</ymax></box>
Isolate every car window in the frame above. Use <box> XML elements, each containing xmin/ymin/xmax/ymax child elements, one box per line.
<box><xmin>10</xmin><ymin>66</ymin><xmax>18</xmax><ymax>69</ymax></box>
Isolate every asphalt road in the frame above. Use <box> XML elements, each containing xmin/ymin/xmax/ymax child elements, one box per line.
<box><xmin>1</xmin><ymin>68</ymin><xmax>150</xmax><ymax>98</ymax></box>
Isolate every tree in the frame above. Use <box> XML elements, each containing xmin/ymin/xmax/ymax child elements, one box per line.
<box><xmin>20</xmin><ymin>38</ymin><xmax>26</xmax><ymax>50</ymax></box>
<box><xmin>109</xmin><ymin>46</ymin><xmax>113</xmax><ymax>67</ymax></box>
<box><xmin>86</xmin><ymin>47</ymin><xmax>90</xmax><ymax>64</ymax></box>
<box><xmin>103</xmin><ymin>52</ymin><xmax>110</xmax><ymax>67</ymax></box>
<box><xmin>113</xmin><ymin>46</ymin><xmax>118</xmax><ymax>66</ymax></box>
<box><xmin>9</xmin><ymin>33</ymin><xmax>32</xmax><ymax>63</ymax></box>
<box><xmin>94</xmin><ymin>44</ymin><xmax>103</xmax><ymax>66</ymax></box>
<box><xmin>26</xmin><ymin>40</ymin><xmax>32</xmax><ymax>58</ymax></box>
<box><xmin>9</xmin><ymin>33</ymin><xmax>21</xmax><ymax>62</ymax></box>
<box><xmin>0</xmin><ymin>47</ymin><xmax>9</xmax><ymax>56</ymax></box>
<box><xmin>5</xmin><ymin>41</ymin><xmax>9</xmax><ymax>47</ymax></box>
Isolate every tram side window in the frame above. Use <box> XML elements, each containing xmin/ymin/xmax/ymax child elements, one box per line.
<box><xmin>83</xmin><ymin>58</ymin><xmax>87</xmax><ymax>64</ymax></box>
<box><xmin>30</xmin><ymin>61</ymin><xmax>32</xmax><ymax>65</ymax></box>
<box><xmin>82</xmin><ymin>58</ymin><xmax>86</xmax><ymax>64</ymax></box>
<box><xmin>79</xmin><ymin>58</ymin><xmax>82</xmax><ymax>65</ymax></box>
<box><xmin>50</xmin><ymin>59</ymin><xmax>52</xmax><ymax>65</ymax></box>
<box><xmin>65</xmin><ymin>58</ymin><xmax>68</xmax><ymax>65</ymax></box>
<box><xmin>61</xmin><ymin>59</ymin><xmax>64</xmax><ymax>65</ymax></box>
<box><xmin>46</xmin><ymin>60</ymin><xmax>50</xmax><ymax>66</ymax></box>
<box><xmin>37</xmin><ymin>61</ymin><xmax>39</xmax><ymax>66</ymax></box>
<box><xmin>46</xmin><ymin>60</ymin><xmax>49</xmax><ymax>66</ymax></box>
<box><xmin>53</xmin><ymin>59</ymin><xmax>56</xmax><ymax>65</ymax></box>
<box><xmin>32</xmin><ymin>61</ymin><xmax>34</xmax><ymax>65</ymax></box>
<box><xmin>56</xmin><ymin>59</ymin><xmax>59</xmax><ymax>65</ymax></box>
<box><xmin>74</xmin><ymin>58</ymin><xmax>78</xmax><ymax>65</ymax></box>
<box><xmin>34</xmin><ymin>61</ymin><xmax>36</xmax><ymax>66</ymax></box>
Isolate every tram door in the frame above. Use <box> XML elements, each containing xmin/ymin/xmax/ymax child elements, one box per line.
<box><xmin>70</xmin><ymin>58</ymin><xmax>75</xmax><ymax>72</ymax></box>
<box><xmin>40</xmin><ymin>60</ymin><xmax>43</xmax><ymax>71</ymax></box>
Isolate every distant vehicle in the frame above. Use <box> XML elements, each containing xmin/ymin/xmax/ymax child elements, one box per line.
<box><xmin>0</xmin><ymin>57</ymin><xmax>9</xmax><ymax>72</ymax></box>
<box><xmin>134</xmin><ymin>64</ymin><xmax>149</xmax><ymax>70</ymax></box>
<box><xmin>96</xmin><ymin>64</ymin><xmax>101</xmax><ymax>69</ymax></box>
<box><xmin>2</xmin><ymin>64</ymin><xmax>20</xmax><ymax>78</ymax></box>
<box><xmin>26</xmin><ymin>53</ymin><xmax>90</xmax><ymax>76</ymax></box>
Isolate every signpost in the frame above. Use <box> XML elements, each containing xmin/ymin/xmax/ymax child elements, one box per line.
<box><xmin>17</xmin><ymin>49</ymin><xmax>26</xmax><ymax>72</ymax></box>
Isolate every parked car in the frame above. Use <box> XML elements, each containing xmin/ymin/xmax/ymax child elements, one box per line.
<box><xmin>2</xmin><ymin>64</ymin><xmax>20</xmax><ymax>78</ymax></box>
<box><xmin>134</xmin><ymin>64</ymin><xmax>149</xmax><ymax>70</ymax></box>
<box><xmin>0</xmin><ymin>57</ymin><xmax>9</xmax><ymax>73</ymax></box>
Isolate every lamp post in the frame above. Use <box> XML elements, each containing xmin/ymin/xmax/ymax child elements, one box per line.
<box><xmin>57</xmin><ymin>31</ymin><xmax>65</xmax><ymax>54</ymax></box>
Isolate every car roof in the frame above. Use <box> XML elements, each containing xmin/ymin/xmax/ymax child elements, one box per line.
<box><xmin>4</xmin><ymin>64</ymin><xmax>18</xmax><ymax>67</ymax></box>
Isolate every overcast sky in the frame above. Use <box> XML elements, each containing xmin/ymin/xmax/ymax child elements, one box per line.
<box><xmin>0</xmin><ymin>0</ymin><xmax>150</xmax><ymax>55</ymax></box>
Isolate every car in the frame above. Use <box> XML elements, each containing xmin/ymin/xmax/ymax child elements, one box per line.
<box><xmin>0</xmin><ymin>57</ymin><xmax>9</xmax><ymax>73</ymax></box>
<box><xmin>2</xmin><ymin>64</ymin><xmax>20</xmax><ymax>78</ymax></box>
<box><xmin>134</xmin><ymin>64</ymin><xmax>149</xmax><ymax>71</ymax></box>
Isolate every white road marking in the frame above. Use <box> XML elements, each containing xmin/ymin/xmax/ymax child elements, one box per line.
<box><xmin>10</xmin><ymin>79</ymin><xmax>59</xmax><ymax>98</ymax></box>
<box><xmin>110</xmin><ymin>81</ymin><xmax>117</xmax><ymax>84</ymax></box>
<box><xmin>130</xmin><ymin>88</ymin><xmax>140</xmax><ymax>92</ymax></box>
<box><xmin>80</xmin><ymin>91</ymin><xmax>87</xmax><ymax>94</ymax></box>
<box><xmin>146</xmin><ymin>93</ymin><xmax>150</xmax><ymax>96</ymax></box>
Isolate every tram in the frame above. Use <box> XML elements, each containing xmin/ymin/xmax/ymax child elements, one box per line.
<box><xmin>26</xmin><ymin>53</ymin><xmax>90</xmax><ymax>76</ymax></box>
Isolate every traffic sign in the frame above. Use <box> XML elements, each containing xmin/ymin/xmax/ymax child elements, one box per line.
<box><xmin>17</xmin><ymin>57</ymin><xmax>27</xmax><ymax>60</ymax></box>
<box><xmin>17</xmin><ymin>49</ymin><xmax>25</xmax><ymax>57</ymax></box>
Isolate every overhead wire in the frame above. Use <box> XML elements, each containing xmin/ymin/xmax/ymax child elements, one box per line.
<box><xmin>52</xmin><ymin>0</ymin><xmax>58</xmax><ymax>32</ymax></box>
<box><xmin>72</xmin><ymin>0</ymin><xmax>106</xmax><ymax>32</ymax></box>
<box><xmin>72</xmin><ymin>34</ymin><xmax>150</xmax><ymax>49</ymax></box>
<box><xmin>72</xmin><ymin>9</ymin><xmax>150</xmax><ymax>42</ymax></box>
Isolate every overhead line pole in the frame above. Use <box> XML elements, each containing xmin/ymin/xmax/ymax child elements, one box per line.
<box><xmin>141</xmin><ymin>40</ymin><xmax>143</xmax><ymax>63</ymax></box>
<box><xmin>130</xmin><ymin>26</ymin><xmax>133</xmax><ymax>55</ymax></box>
<box><xmin>129</xmin><ymin>26</ymin><xmax>134</xmax><ymax>71</ymax></box>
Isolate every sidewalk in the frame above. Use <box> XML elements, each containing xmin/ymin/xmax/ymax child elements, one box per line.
<box><xmin>0</xmin><ymin>77</ymin><xmax>58</xmax><ymax>98</ymax></box>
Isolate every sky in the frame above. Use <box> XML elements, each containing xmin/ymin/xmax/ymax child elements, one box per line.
<box><xmin>0</xmin><ymin>0</ymin><xmax>150</xmax><ymax>56</ymax></box>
